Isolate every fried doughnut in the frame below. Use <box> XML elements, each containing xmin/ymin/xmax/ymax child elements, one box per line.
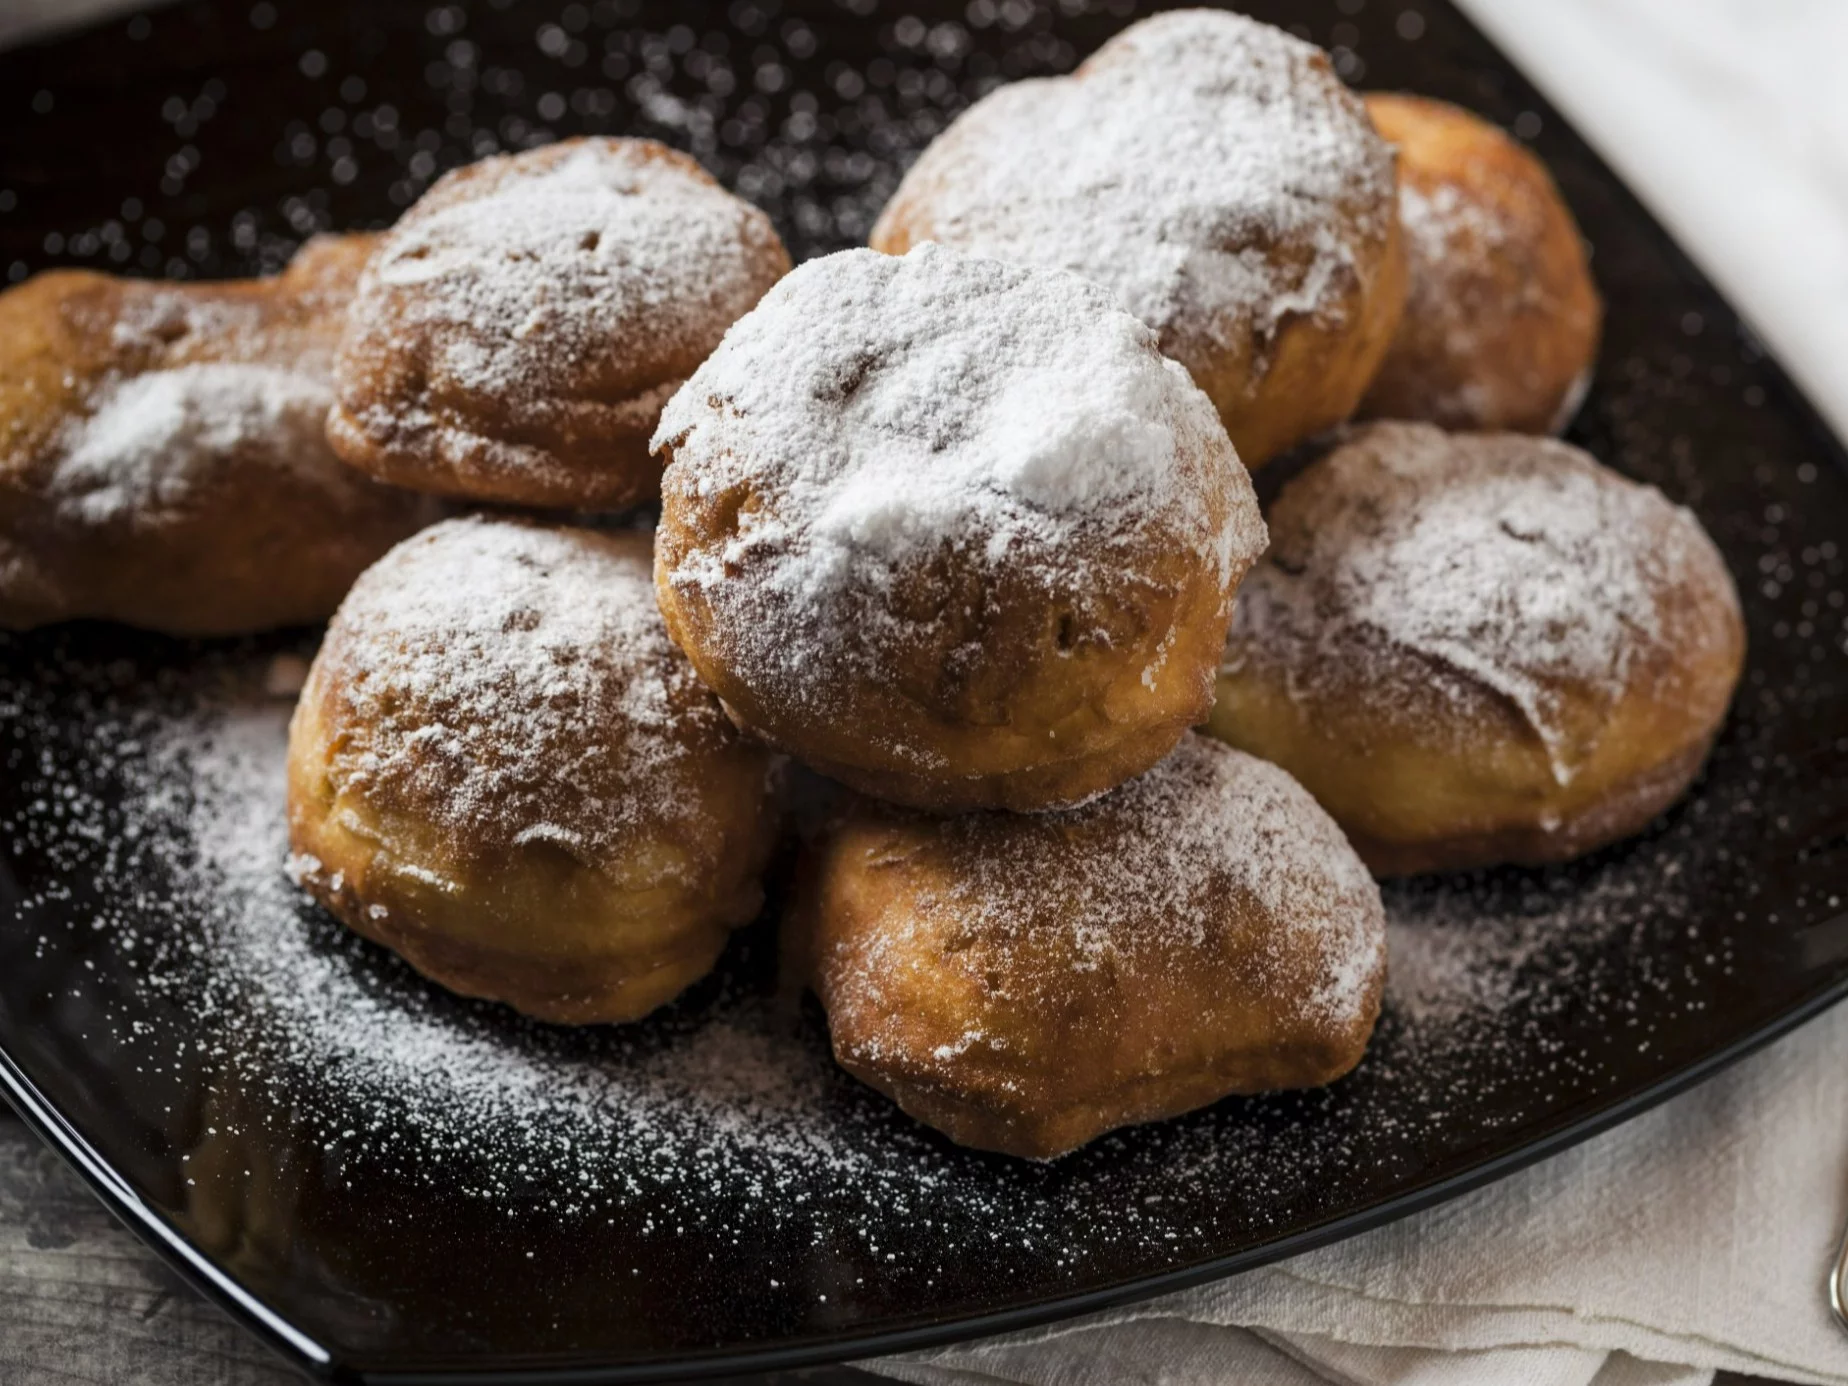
<box><xmin>1358</xmin><ymin>94</ymin><xmax>1603</xmax><ymax>434</ymax></box>
<box><xmin>1208</xmin><ymin>423</ymin><xmax>1745</xmax><ymax>876</ymax></box>
<box><xmin>790</xmin><ymin>734</ymin><xmax>1387</xmax><ymax>1160</ymax></box>
<box><xmin>327</xmin><ymin>138</ymin><xmax>791</xmax><ymax>510</ymax></box>
<box><xmin>286</xmin><ymin>515</ymin><xmax>778</xmax><ymax>1025</ymax></box>
<box><xmin>0</xmin><ymin>235</ymin><xmax>437</xmax><ymax>635</ymax></box>
<box><xmin>653</xmin><ymin>243</ymin><xmax>1264</xmax><ymax>814</ymax></box>
<box><xmin>869</xmin><ymin>9</ymin><xmax>1406</xmax><ymax>468</ymax></box>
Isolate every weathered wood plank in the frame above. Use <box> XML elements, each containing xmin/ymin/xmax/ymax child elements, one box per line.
<box><xmin>0</xmin><ymin>1113</ymin><xmax>298</xmax><ymax>1385</ymax></box>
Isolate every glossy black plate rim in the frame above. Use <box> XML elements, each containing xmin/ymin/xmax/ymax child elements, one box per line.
<box><xmin>7</xmin><ymin>970</ymin><xmax>1848</xmax><ymax>1384</ymax></box>
<box><xmin>7</xmin><ymin>0</ymin><xmax>1848</xmax><ymax>1380</ymax></box>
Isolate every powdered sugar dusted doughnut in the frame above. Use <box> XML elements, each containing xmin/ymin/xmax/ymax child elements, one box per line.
<box><xmin>791</xmin><ymin>734</ymin><xmax>1387</xmax><ymax>1159</ymax></box>
<box><xmin>870</xmin><ymin>9</ymin><xmax>1406</xmax><ymax>468</ymax></box>
<box><xmin>0</xmin><ymin>234</ymin><xmax>437</xmax><ymax>635</ymax></box>
<box><xmin>287</xmin><ymin>516</ymin><xmax>778</xmax><ymax>1025</ymax></box>
<box><xmin>1208</xmin><ymin>422</ymin><xmax>1745</xmax><ymax>875</ymax></box>
<box><xmin>1358</xmin><ymin>94</ymin><xmax>1603</xmax><ymax>434</ymax></box>
<box><xmin>653</xmin><ymin>243</ymin><xmax>1264</xmax><ymax>813</ymax></box>
<box><xmin>328</xmin><ymin>138</ymin><xmax>791</xmax><ymax>510</ymax></box>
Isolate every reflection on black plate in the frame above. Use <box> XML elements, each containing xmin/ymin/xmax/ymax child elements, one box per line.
<box><xmin>3</xmin><ymin>1</ymin><xmax>1848</xmax><ymax>1381</ymax></box>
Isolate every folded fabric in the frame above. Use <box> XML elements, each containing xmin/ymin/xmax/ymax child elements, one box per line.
<box><xmin>1452</xmin><ymin>0</ymin><xmax>1848</xmax><ymax>445</ymax></box>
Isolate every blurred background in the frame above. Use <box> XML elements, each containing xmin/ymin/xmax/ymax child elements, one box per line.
<box><xmin>6</xmin><ymin>0</ymin><xmax>1844</xmax><ymax>438</ymax></box>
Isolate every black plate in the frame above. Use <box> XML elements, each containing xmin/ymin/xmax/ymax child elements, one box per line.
<box><xmin>5</xmin><ymin>1</ymin><xmax>1848</xmax><ymax>1382</ymax></box>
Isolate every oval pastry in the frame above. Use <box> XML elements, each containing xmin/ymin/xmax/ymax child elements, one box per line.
<box><xmin>328</xmin><ymin>138</ymin><xmax>791</xmax><ymax>510</ymax></box>
<box><xmin>791</xmin><ymin>735</ymin><xmax>1387</xmax><ymax>1160</ymax></box>
<box><xmin>0</xmin><ymin>234</ymin><xmax>436</xmax><ymax>635</ymax></box>
<box><xmin>653</xmin><ymin>243</ymin><xmax>1264</xmax><ymax>813</ymax></box>
<box><xmin>870</xmin><ymin>9</ymin><xmax>1406</xmax><ymax>468</ymax></box>
<box><xmin>287</xmin><ymin>516</ymin><xmax>779</xmax><ymax>1024</ymax></box>
<box><xmin>1358</xmin><ymin>93</ymin><xmax>1603</xmax><ymax>434</ymax></box>
<box><xmin>1208</xmin><ymin>422</ymin><xmax>1745</xmax><ymax>875</ymax></box>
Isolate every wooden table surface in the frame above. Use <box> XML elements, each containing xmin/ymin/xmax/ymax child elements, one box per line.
<box><xmin>0</xmin><ymin>1106</ymin><xmax>1801</xmax><ymax>1386</ymax></box>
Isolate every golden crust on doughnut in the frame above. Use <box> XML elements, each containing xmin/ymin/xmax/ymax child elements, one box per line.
<box><xmin>0</xmin><ymin>234</ymin><xmax>437</xmax><ymax>635</ymax></box>
<box><xmin>789</xmin><ymin>735</ymin><xmax>1387</xmax><ymax>1159</ymax></box>
<box><xmin>653</xmin><ymin>245</ymin><xmax>1265</xmax><ymax>814</ymax></box>
<box><xmin>327</xmin><ymin>138</ymin><xmax>791</xmax><ymax>510</ymax></box>
<box><xmin>286</xmin><ymin>516</ymin><xmax>778</xmax><ymax>1024</ymax></box>
<box><xmin>1208</xmin><ymin>423</ymin><xmax>1745</xmax><ymax>875</ymax></box>
<box><xmin>869</xmin><ymin>9</ymin><xmax>1407</xmax><ymax>467</ymax></box>
<box><xmin>1358</xmin><ymin>93</ymin><xmax>1603</xmax><ymax>435</ymax></box>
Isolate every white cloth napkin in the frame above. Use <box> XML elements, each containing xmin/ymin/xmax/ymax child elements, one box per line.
<box><xmin>867</xmin><ymin>1</ymin><xmax>1848</xmax><ymax>1382</ymax></box>
<box><xmin>1451</xmin><ymin>0</ymin><xmax>1848</xmax><ymax>448</ymax></box>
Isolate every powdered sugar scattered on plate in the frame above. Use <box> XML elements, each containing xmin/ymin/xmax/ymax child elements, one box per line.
<box><xmin>0</xmin><ymin>568</ymin><xmax>1779</xmax><ymax>1298</ymax></box>
<box><xmin>73</xmin><ymin>683</ymin><xmax>906</xmax><ymax>1204</ymax></box>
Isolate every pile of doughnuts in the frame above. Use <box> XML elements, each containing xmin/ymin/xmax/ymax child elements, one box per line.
<box><xmin>2</xmin><ymin>9</ymin><xmax>1745</xmax><ymax>1160</ymax></box>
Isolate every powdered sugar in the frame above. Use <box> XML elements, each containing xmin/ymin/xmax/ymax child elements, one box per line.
<box><xmin>0</xmin><ymin>622</ymin><xmax>1761</xmax><ymax>1283</ymax></box>
<box><xmin>108</xmin><ymin>293</ymin><xmax>270</xmax><ymax>357</ymax></box>
<box><xmin>0</xmin><ymin>0</ymin><xmax>1810</xmax><ymax>1337</ymax></box>
<box><xmin>51</xmin><ymin>363</ymin><xmax>342</xmax><ymax>527</ymax></box>
<box><xmin>309</xmin><ymin>515</ymin><xmax>735</xmax><ymax>863</ymax></box>
<box><xmin>1226</xmin><ymin>422</ymin><xmax>1739</xmax><ymax>784</ymax></box>
<box><xmin>1360</xmin><ymin>90</ymin><xmax>1604</xmax><ymax>437</ymax></box>
<box><xmin>146</xmin><ymin>693</ymin><xmax>879</xmax><ymax>1194</ymax></box>
<box><xmin>344</xmin><ymin>138</ymin><xmax>785</xmax><ymax>409</ymax></box>
<box><xmin>1385</xmin><ymin>865</ymin><xmax>1669</xmax><ymax>1030</ymax></box>
<box><xmin>1397</xmin><ymin>180</ymin><xmax>1509</xmax><ymax>348</ymax></box>
<box><xmin>1389</xmin><ymin>181</ymin><xmax>1510</xmax><ymax>426</ymax></box>
<box><xmin>873</xmin><ymin>736</ymin><xmax>1385</xmax><ymax>1034</ymax></box>
<box><xmin>872</xmin><ymin>9</ymin><xmax>1396</xmax><ymax>369</ymax></box>
<box><xmin>655</xmin><ymin>243</ymin><xmax>1259</xmax><ymax>715</ymax></box>
<box><xmin>1400</xmin><ymin>181</ymin><xmax>1506</xmax><ymax>263</ymax></box>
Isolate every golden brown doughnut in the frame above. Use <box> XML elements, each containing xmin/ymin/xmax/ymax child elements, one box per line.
<box><xmin>327</xmin><ymin>138</ymin><xmax>791</xmax><ymax>511</ymax></box>
<box><xmin>790</xmin><ymin>734</ymin><xmax>1387</xmax><ymax>1160</ymax></box>
<box><xmin>1207</xmin><ymin>423</ymin><xmax>1745</xmax><ymax>876</ymax></box>
<box><xmin>869</xmin><ymin>9</ymin><xmax>1406</xmax><ymax>468</ymax></box>
<box><xmin>1358</xmin><ymin>93</ymin><xmax>1603</xmax><ymax>434</ymax></box>
<box><xmin>286</xmin><ymin>515</ymin><xmax>779</xmax><ymax>1025</ymax></box>
<box><xmin>653</xmin><ymin>243</ymin><xmax>1265</xmax><ymax>814</ymax></box>
<box><xmin>0</xmin><ymin>234</ymin><xmax>437</xmax><ymax>635</ymax></box>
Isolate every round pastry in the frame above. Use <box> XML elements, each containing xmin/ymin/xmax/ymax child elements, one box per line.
<box><xmin>328</xmin><ymin>137</ymin><xmax>792</xmax><ymax>510</ymax></box>
<box><xmin>790</xmin><ymin>734</ymin><xmax>1387</xmax><ymax>1160</ymax></box>
<box><xmin>1208</xmin><ymin>422</ymin><xmax>1745</xmax><ymax>876</ymax></box>
<box><xmin>1358</xmin><ymin>93</ymin><xmax>1603</xmax><ymax>434</ymax></box>
<box><xmin>286</xmin><ymin>515</ymin><xmax>779</xmax><ymax>1025</ymax></box>
<box><xmin>653</xmin><ymin>243</ymin><xmax>1265</xmax><ymax>814</ymax></box>
<box><xmin>869</xmin><ymin>9</ymin><xmax>1406</xmax><ymax>468</ymax></box>
<box><xmin>0</xmin><ymin>234</ymin><xmax>438</xmax><ymax>635</ymax></box>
